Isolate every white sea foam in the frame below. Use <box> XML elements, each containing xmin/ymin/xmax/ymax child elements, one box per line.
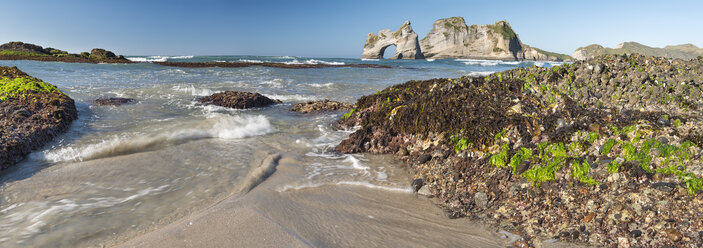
<box><xmin>237</xmin><ymin>59</ymin><xmax>264</xmax><ymax>63</ymax></box>
<box><xmin>262</xmin><ymin>93</ymin><xmax>315</xmax><ymax>102</ymax></box>
<box><xmin>466</xmin><ymin>71</ymin><xmax>496</xmax><ymax>77</ymax></box>
<box><xmin>306</xmin><ymin>82</ymin><xmax>334</xmax><ymax>88</ymax></box>
<box><xmin>283</xmin><ymin>59</ymin><xmax>345</xmax><ymax>65</ymax></box>
<box><xmin>126</xmin><ymin>55</ymin><xmax>194</xmax><ymax>62</ymax></box>
<box><xmin>276</xmin><ymin>181</ymin><xmax>412</xmax><ymax>193</ymax></box>
<box><xmin>36</xmin><ymin>114</ymin><xmax>274</xmax><ymax>163</ymax></box>
<box><xmin>361</xmin><ymin>58</ymin><xmax>379</xmax><ymax>61</ymax></box>
<box><xmin>455</xmin><ymin>59</ymin><xmax>501</xmax><ymax>66</ymax></box>
<box><xmin>171</xmin><ymin>85</ymin><xmax>214</xmax><ymax>96</ymax></box>
<box><xmin>426</xmin><ymin>59</ymin><xmax>436</xmax><ymax>62</ymax></box>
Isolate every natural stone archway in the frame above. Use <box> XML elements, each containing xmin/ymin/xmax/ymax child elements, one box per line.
<box><xmin>361</xmin><ymin>21</ymin><xmax>424</xmax><ymax>59</ymax></box>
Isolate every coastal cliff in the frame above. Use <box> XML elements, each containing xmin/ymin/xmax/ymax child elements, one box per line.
<box><xmin>0</xmin><ymin>41</ymin><xmax>132</xmax><ymax>63</ymax></box>
<box><xmin>362</xmin><ymin>17</ymin><xmax>571</xmax><ymax>61</ymax></box>
<box><xmin>573</xmin><ymin>42</ymin><xmax>703</xmax><ymax>60</ymax></box>
<box><xmin>336</xmin><ymin>54</ymin><xmax>703</xmax><ymax>246</ymax></box>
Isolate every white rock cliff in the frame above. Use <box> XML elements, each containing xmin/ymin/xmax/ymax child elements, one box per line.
<box><xmin>361</xmin><ymin>21</ymin><xmax>424</xmax><ymax>59</ymax></box>
<box><xmin>362</xmin><ymin>17</ymin><xmax>570</xmax><ymax>61</ymax></box>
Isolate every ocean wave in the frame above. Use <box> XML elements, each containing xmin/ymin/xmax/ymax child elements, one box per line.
<box><xmin>466</xmin><ymin>71</ymin><xmax>496</xmax><ymax>77</ymax></box>
<box><xmin>283</xmin><ymin>59</ymin><xmax>344</xmax><ymax>65</ymax></box>
<box><xmin>126</xmin><ymin>55</ymin><xmax>194</xmax><ymax>62</ymax></box>
<box><xmin>305</xmin><ymin>82</ymin><xmax>334</xmax><ymax>88</ymax></box>
<box><xmin>455</xmin><ymin>59</ymin><xmax>501</xmax><ymax>66</ymax></box>
<box><xmin>171</xmin><ymin>85</ymin><xmax>214</xmax><ymax>96</ymax></box>
<box><xmin>426</xmin><ymin>59</ymin><xmax>436</xmax><ymax>62</ymax></box>
<box><xmin>262</xmin><ymin>93</ymin><xmax>315</xmax><ymax>102</ymax></box>
<box><xmin>237</xmin><ymin>59</ymin><xmax>264</xmax><ymax>63</ymax></box>
<box><xmin>35</xmin><ymin>114</ymin><xmax>274</xmax><ymax>163</ymax></box>
<box><xmin>361</xmin><ymin>58</ymin><xmax>379</xmax><ymax>61</ymax></box>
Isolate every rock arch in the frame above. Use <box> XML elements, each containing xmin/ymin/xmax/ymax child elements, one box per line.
<box><xmin>361</xmin><ymin>21</ymin><xmax>424</xmax><ymax>59</ymax></box>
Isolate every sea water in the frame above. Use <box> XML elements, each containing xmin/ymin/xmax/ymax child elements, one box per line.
<box><xmin>0</xmin><ymin>56</ymin><xmax>562</xmax><ymax>247</ymax></box>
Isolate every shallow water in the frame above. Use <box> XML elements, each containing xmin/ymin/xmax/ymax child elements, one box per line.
<box><xmin>0</xmin><ymin>56</ymin><xmax>562</xmax><ymax>247</ymax></box>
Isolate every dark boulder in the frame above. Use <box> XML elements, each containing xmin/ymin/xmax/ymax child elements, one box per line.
<box><xmin>197</xmin><ymin>91</ymin><xmax>281</xmax><ymax>109</ymax></box>
<box><xmin>291</xmin><ymin>99</ymin><xmax>352</xmax><ymax>113</ymax></box>
<box><xmin>90</xmin><ymin>48</ymin><xmax>117</xmax><ymax>59</ymax></box>
<box><xmin>94</xmin><ymin>97</ymin><xmax>136</xmax><ymax>106</ymax></box>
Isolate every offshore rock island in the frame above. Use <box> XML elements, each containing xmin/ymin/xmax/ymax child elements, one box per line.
<box><xmin>362</xmin><ymin>17</ymin><xmax>572</xmax><ymax>61</ymax></box>
<box><xmin>336</xmin><ymin>54</ymin><xmax>703</xmax><ymax>246</ymax></box>
<box><xmin>0</xmin><ymin>41</ymin><xmax>132</xmax><ymax>64</ymax></box>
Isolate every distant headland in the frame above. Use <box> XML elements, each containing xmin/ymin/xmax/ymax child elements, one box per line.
<box><xmin>573</xmin><ymin>41</ymin><xmax>703</xmax><ymax>60</ymax></box>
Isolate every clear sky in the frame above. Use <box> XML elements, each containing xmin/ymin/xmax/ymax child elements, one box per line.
<box><xmin>1</xmin><ymin>0</ymin><xmax>701</xmax><ymax>58</ymax></box>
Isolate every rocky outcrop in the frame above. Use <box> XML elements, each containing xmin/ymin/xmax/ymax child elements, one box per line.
<box><xmin>89</xmin><ymin>48</ymin><xmax>117</xmax><ymax>59</ymax></box>
<box><xmin>335</xmin><ymin>54</ymin><xmax>703</xmax><ymax>246</ymax></box>
<box><xmin>1</xmin><ymin>66</ymin><xmax>77</xmax><ymax>169</ymax></box>
<box><xmin>361</xmin><ymin>21</ymin><xmax>424</xmax><ymax>59</ymax></box>
<box><xmin>362</xmin><ymin>17</ymin><xmax>571</xmax><ymax>61</ymax></box>
<box><xmin>0</xmin><ymin>41</ymin><xmax>132</xmax><ymax>63</ymax></box>
<box><xmin>291</xmin><ymin>100</ymin><xmax>352</xmax><ymax>113</ymax></box>
<box><xmin>573</xmin><ymin>42</ymin><xmax>703</xmax><ymax>60</ymax></box>
<box><xmin>94</xmin><ymin>97</ymin><xmax>135</xmax><ymax>106</ymax></box>
<box><xmin>198</xmin><ymin>91</ymin><xmax>281</xmax><ymax>109</ymax></box>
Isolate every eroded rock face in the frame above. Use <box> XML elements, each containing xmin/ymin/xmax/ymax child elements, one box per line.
<box><xmin>291</xmin><ymin>100</ymin><xmax>352</xmax><ymax>113</ymax></box>
<box><xmin>361</xmin><ymin>21</ymin><xmax>424</xmax><ymax>59</ymax></box>
<box><xmin>197</xmin><ymin>91</ymin><xmax>281</xmax><ymax>109</ymax></box>
<box><xmin>0</xmin><ymin>66</ymin><xmax>77</xmax><ymax>169</ymax></box>
<box><xmin>362</xmin><ymin>17</ymin><xmax>571</xmax><ymax>61</ymax></box>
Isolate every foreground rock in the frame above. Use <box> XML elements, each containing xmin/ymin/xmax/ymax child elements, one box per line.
<box><xmin>291</xmin><ymin>100</ymin><xmax>352</xmax><ymax>113</ymax></box>
<box><xmin>0</xmin><ymin>66</ymin><xmax>77</xmax><ymax>169</ymax></box>
<box><xmin>94</xmin><ymin>97</ymin><xmax>135</xmax><ymax>106</ymax></box>
<box><xmin>0</xmin><ymin>41</ymin><xmax>132</xmax><ymax>64</ymax></box>
<box><xmin>198</xmin><ymin>91</ymin><xmax>281</xmax><ymax>109</ymax></box>
<box><xmin>574</xmin><ymin>41</ymin><xmax>703</xmax><ymax>60</ymax></box>
<box><xmin>336</xmin><ymin>54</ymin><xmax>703</xmax><ymax>246</ymax></box>
<box><xmin>362</xmin><ymin>17</ymin><xmax>571</xmax><ymax>61</ymax></box>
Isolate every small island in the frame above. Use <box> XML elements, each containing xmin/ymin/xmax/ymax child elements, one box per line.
<box><xmin>0</xmin><ymin>41</ymin><xmax>133</xmax><ymax>63</ymax></box>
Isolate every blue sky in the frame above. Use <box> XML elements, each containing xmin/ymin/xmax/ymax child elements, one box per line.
<box><xmin>1</xmin><ymin>0</ymin><xmax>701</xmax><ymax>58</ymax></box>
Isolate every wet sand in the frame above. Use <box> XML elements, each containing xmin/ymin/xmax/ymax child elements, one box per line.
<box><xmin>118</xmin><ymin>154</ymin><xmax>506</xmax><ymax>248</ymax></box>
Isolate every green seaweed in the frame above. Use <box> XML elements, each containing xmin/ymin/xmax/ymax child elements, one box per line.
<box><xmin>340</xmin><ymin>108</ymin><xmax>357</xmax><ymax>120</ymax></box>
<box><xmin>509</xmin><ymin>147</ymin><xmax>532</xmax><ymax>174</ymax></box>
<box><xmin>602</xmin><ymin>138</ymin><xmax>617</xmax><ymax>156</ymax></box>
<box><xmin>489</xmin><ymin>143</ymin><xmax>510</xmax><ymax>168</ymax></box>
<box><xmin>0</xmin><ymin>50</ymin><xmax>49</xmax><ymax>57</ymax></box>
<box><xmin>571</xmin><ymin>160</ymin><xmax>598</xmax><ymax>185</ymax></box>
<box><xmin>0</xmin><ymin>76</ymin><xmax>61</xmax><ymax>101</ymax></box>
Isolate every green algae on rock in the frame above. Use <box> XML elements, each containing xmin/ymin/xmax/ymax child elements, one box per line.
<box><xmin>0</xmin><ymin>66</ymin><xmax>77</xmax><ymax>169</ymax></box>
<box><xmin>336</xmin><ymin>54</ymin><xmax>703</xmax><ymax>246</ymax></box>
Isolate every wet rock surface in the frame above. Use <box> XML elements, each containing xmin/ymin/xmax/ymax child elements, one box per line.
<box><xmin>0</xmin><ymin>66</ymin><xmax>77</xmax><ymax>169</ymax></box>
<box><xmin>197</xmin><ymin>91</ymin><xmax>281</xmax><ymax>109</ymax></box>
<box><xmin>94</xmin><ymin>97</ymin><xmax>135</xmax><ymax>106</ymax></box>
<box><xmin>335</xmin><ymin>54</ymin><xmax>703</xmax><ymax>246</ymax></box>
<box><xmin>291</xmin><ymin>100</ymin><xmax>352</xmax><ymax>113</ymax></box>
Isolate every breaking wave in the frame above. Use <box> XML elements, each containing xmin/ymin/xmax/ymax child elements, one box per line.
<box><xmin>126</xmin><ymin>55</ymin><xmax>194</xmax><ymax>62</ymax></box>
<box><xmin>36</xmin><ymin>114</ymin><xmax>274</xmax><ymax>163</ymax></box>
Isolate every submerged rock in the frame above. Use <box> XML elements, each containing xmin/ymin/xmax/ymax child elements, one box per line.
<box><xmin>94</xmin><ymin>97</ymin><xmax>135</xmax><ymax>106</ymax></box>
<box><xmin>197</xmin><ymin>91</ymin><xmax>281</xmax><ymax>109</ymax></box>
<box><xmin>411</xmin><ymin>178</ymin><xmax>424</xmax><ymax>192</ymax></box>
<box><xmin>291</xmin><ymin>99</ymin><xmax>352</xmax><ymax>113</ymax></box>
<box><xmin>0</xmin><ymin>66</ymin><xmax>77</xmax><ymax>169</ymax></box>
